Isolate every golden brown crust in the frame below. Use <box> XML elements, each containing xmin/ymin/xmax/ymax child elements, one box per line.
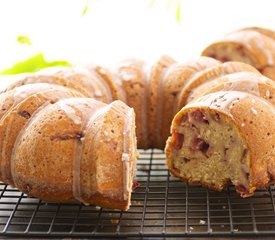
<box><xmin>241</xmin><ymin>27</ymin><xmax>275</xmax><ymax>41</ymax></box>
<box><xmin>202</xmin><ymin>29</ymin><xmax>275</xmax><ymax>80</ymax></box>
<box><xmin>114</xmin><ymin>59</ymin><xmax>149</xmax><ymax>149</ymax></box>
<box><xmin>188</xmin><ymin>72</ymin><xmax>275</xmax><ymax>105</ymax></box>
<box><xmin>148</xmin><ymin>55</ymin><xmax>176</xmax><ymax>148</ymax></box>
<box><xmin>0</xmin><ymin>85</ymin><xmax>83</xmax><ymax>185</ymax></box>
<box><xmin>5</xmin><ymin>66</ymin><xmax>111</xmax><ymax>103</ymax></box>
<box><xmin>93</xmin><ymin>65</ymin><xmax>126</xmax><ymax>102</ymax></box>
<box><xmin>177</xmin><ymin>62</ymin><xmax>259</xmax><ymax>108</ymax></box>
<box><xmin>12</xmin><ymin>99</ymin><xmax>99</xmax><ymax>200</ymax></box>
<box><xmin>79</xmin><ymin>101</ymin><xmax>136</xmax><ymax>210</ymax></box>
<box><xmin>11</xmin><ymin>98</ymin><xmax>136</xmax><ymax>210</ymax></box>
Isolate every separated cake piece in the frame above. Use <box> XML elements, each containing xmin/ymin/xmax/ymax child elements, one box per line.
<box><xmin>165</xmin><ymin>91</ymin><xmax>275</xmax><ymax>197</ymax></box>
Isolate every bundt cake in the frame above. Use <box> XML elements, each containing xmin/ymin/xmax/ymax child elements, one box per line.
<box><xmin>201</xmin><ymin>27</ymin><xmax>275</xmax><ymax>80</ymax></box>
<box><xmin>0</xmin><ymin>27</ymin><xmax>275</xmax><ymax>209</ymax></box>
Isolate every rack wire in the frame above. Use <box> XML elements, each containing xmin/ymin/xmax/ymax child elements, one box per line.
<box><xmin>0</xmin><ymin>149</ymin><xmax>275</xmax><ymax>238</ymax></box>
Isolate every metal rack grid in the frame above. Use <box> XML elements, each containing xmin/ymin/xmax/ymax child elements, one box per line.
<box><xmin>0</xmin><ymin>149</ymin><xmax>275</xmax><ymax>238</ymax></box>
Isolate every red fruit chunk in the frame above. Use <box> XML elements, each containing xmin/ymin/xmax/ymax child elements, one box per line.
<box><xmin>133</xmin><ymin>181</ymin><xmax>140</xmax><ymax>190</ymax></box>
<box><xmin>191</xmin><ymin>110</ymin><xmax>209</xmax><ymax>124</ymax></box>
<box><xmin>171</xmin><ymin>131</ymin><xmax>184</xmax><ymax>150</ymax></box>
<box><xmin>191</xmin><ymin>138</ymin><xmax>209</xmax><ymax>153</ymax></box>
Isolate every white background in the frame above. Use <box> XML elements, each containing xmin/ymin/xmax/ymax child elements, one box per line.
<box><xmin>0</xmin><ymin>0</ymin><xmax>274</xmax><ymax>69</ymax></box>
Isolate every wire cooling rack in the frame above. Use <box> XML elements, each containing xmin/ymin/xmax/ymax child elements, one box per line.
<box><xmin>0</xmin><ymin>149</ymin><xmax>275</xmax><ymax>238</ymax></box>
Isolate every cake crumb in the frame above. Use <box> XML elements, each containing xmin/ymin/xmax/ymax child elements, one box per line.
<box><xmin>200</xmin><ymin>220</ymin><xmax>206</xmax><ymax>225</ymax></box>
<box><xmin>132</xmin><ymin>200</ymin><xmax>140</xmax><ymax>205</ymax></box>
<box><xmin>251</xmin><ymin>108</ymin><xmax>257</xmax><ymax>115</ymax></box>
